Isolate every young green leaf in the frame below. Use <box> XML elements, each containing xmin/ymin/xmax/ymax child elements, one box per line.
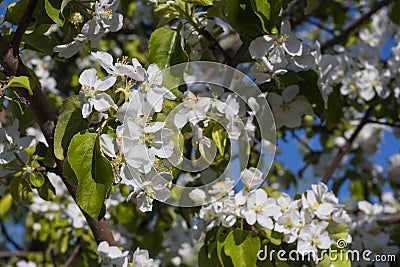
<box><xmin>45</xmin><ymin>0</ymin><xmax>65</xmax><ymax>27</ymax></box>
<box><xmin>4</xmin><ymin>76</ymin><xmax>35</xmax><ymax>95</ymax></box>
<box><xmin>224</xmin><ymin>229</ymin><xmax>260</xmax><ymax>267</ymax></box>
<box><xmin>68</xmin><ymin>131</ymin><xmax>113</xmax><ymax>220</ymax></box>
<box><xmin>0</xmin><ymin>194</ymin><xmax>13</xmax><ymax>216</ymax></box>
<box><xmin>149</xmin><ymin>26</ymin><xmax>188</xmax><ymax>69</ymax></box>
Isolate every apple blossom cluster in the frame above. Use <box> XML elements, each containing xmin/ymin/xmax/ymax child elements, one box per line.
<box><xmin>350</xmin><ymin>196</ymin><xmax>400</xmax><ymax>266</ymax></box>
<box><xmin>98</xmin><ymin>241</ymin><xmax>159</xmax><ymax>267</ymax></box>
<box><xmin>54</xmin><ymin>0</ymin><xmax>123</xmax><ymax>58</ymax></box>
<box><xmin>192</xmin><ymin>177</ymin><xmax>352</xmax><ymax>264</ymax></box>
<box><xmin>249</xmin><ymin>16</ymin><xmax>400</xmax><ymax>113</ymax></box>
<box><xmin>24</xmin><ymin>52</ymin><xmax>58</xmax><ymax>94</ymax></box>
<box><xmin>75</xmin><ymin>51</ymin><xmax>271</xmax><ymax>212</ymax></box>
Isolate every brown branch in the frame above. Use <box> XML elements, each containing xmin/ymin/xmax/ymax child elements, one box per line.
<box><xmin>321</xmin><ymin>0</ymin><xmax>395</xmax><ymax>52</ymax></box>
<box><xmin>227</xmin><ymin>41</ymin><xmax>249</xmax><ymax>68</ymax></box>
<box><xmin>11</xmin><ymin>0</ymin><xmax>39</xmax><ymax>56</ymax></box>
<box><xmin>366</xmin><ymin>119</ymin><xmax>400</xmax><ymax>129</ymax></box>
<box><xmin>63</xmin><ymin>244</ymin><xmax>81</xmax><ymax>267</ymax></box>
<box><xmin>0</xmin><ymin>250</ymin><xmax>29</xmax><ymax>258</ymax></box>
<box><xmin>377</xmin><ymin>213</ymin><xmax>400</xmax><ymax>224</ymax></box>
<box><xmin>199</xmin><ymin>27</ymin><xmax>232</xmax><ymax>63</ymax></box>
<box><xmin>322</xmin><ymin>108</ymin><xmax>372</xmax><ymax>184</ymax></box>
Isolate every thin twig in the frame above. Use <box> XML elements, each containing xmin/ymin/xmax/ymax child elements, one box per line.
<box><xmin>366</xmin><ymin>119</ymin><xmax>400</xmax><ymax>129</ymax></box>
<box><xmin>322</xmin><ymin>108</ymin><xmax>372</xmax><ymax>184</ymax></box>
<box><xmin>11</xmin><ymin>0</ymin><xmax>39</xmax><ymax>56</ymax></box>
<box><xmin>292</xmin><ymin>131</ymin><xmax>315</xmax><ymax>154</ymax></box>
<box><xmin>304</xmin><ymin>16</ymin><xmax>335</xmax><ymax>35</ymax></box>
<box><xmin>0</xmin><ymin>250</ymin><xmax>29</xmax><ymax>258</ymax></box>
<box><xmin>321</xmin><ymin>0</ymin><xmax>395</xmax><ymax>52</ymax></box>
<box><xmin>198</xmin><ymin>27</ymin><xmax>232</xmax><ymax>63</ymax></box>
<box><xmin>0</xmin><ymin>219</ymin><xmax>24</xmax><ymax>250</ymax></box>
<box><xmin>63</xmin><ymin>244</ymin><xmax>81</xmax><ymax>267</ymax></box>
<box><xmin>377</xmin><ymin>213</ymin><xmax>400</xmax><ymax>224</ymax></box>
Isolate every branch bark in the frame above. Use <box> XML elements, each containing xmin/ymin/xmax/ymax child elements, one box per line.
<box><xmin>63</xmin><ymin>244</ymin><xmax>81</xmax><ymax>267</ymax></box>
<box><xmin>0</xmin><ymin>7</ymin><xmax>116</xmax><ymax>247</ymax></box>
<box><xmin>321</xmin><ymin>0</ymin><xmax>395</xmax><ymax>52</ymax></box>
<box><xmin>322</xmin><ymin>108</ymin><xmax>372</xmax><ymax>184</ymax></box>
<box><xmin>11</xmin><ymin>0</ymin><xmax>39</xmax><ymax>55</ymax></box>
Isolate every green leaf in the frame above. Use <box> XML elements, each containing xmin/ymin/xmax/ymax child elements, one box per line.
<box><xmin>297</xmin><ymin>70</ymin><xmax>325</xmax><ymax>119</ymax></box>
<box><xmin>23</xmin><ymin>34</ymin><xmax>55</xmax><ymax>55</ymax></box>
<box><xmin>349</xmin><ymin>180</ymin><xmax>364</xmax><ymax>201</ymax></box>
<box><xmin>68</xmin><ymin>131</ymin><xmax>113</xmax><ymax>219</ymax></box>
<box><xmin>30</xmin><ymin>172</ymin><xmax>45</xmax><ymax>187</ymax></box>
<box><xmin>328</xmin><ymin>221</ymin><xmax>349</xmax><ymax>241</ymax></box>
<box><xmin>390</xmin><ymin>1</ymin><xmax>400</xmax><ymax>24</ymax></box>
<box><xmin>54</xmin><ymin>96</ymin><xmax>88</xmax><ymax>160</ymax></box>
<box><xmin>45</xmin><ymin>0</ymin><xmax>65</xmax><ymax>26</ymax></box>
<box><xmin>38</xmin><ymin>181</ymin><xmax>56</xmax><ymax>201</ymax></box>
<box><xmin>10</xmin><ymin>177</ymin><xmax>34</xmax><ymax>202</ymax></box>
<box><xmin>4</xmin><ymin>76</ymin><xmax>35</xmax><ymax>95</ymax></box>
<box><xmin>0</xmin><ymin>194</ymin><xmax>13</xmax><ymax>216</ymax></box>
<box><xmin>149</xmin><ymin>26</ymin><xmax>188</xmax><ymax>69</ymax></box>
<box><xmin>208</xmin><ymin>0</ymin><xmax>266</xmax><ymax>39</ymax></box>
<box><xmin>217</xmin><ymin>227</ymin><xmax>234</xmax><ymax>266</ymax></box>
<box><xmin>324</xmin><ymin>86</ymin><xmax>343</xmax><ymax>127</ymax></box>
<box><xmin>224</xmin><ymin>229</ymin><xmax>260</xmax><ymax>267</ymax></box>
<box><xmin>181</xmin><ymin>0</ymin><xmax>214</xmax><ymax>6</ymax></box>
<box><xmin>258</xmin><ymin>227</ymin><xmax>283</xmax><ymax>246</ymax></box>
<box><xmin>305</xmin><ymin>0</ymin><xmax>318</xmax><ymax>14</ymax></box>
<box><xmin>212</xmin><ymin>126</ymin><xmax>227</xmax><ymax>156</ymax></box>
<box><xmin>249</xmin><ymin>0</ymin><xmax>276</xmax><ymax>32</ymax></box>
<box><xmin>5</xmin><ymin>0</ymin><xmax>29</xmax><ymax>25</ymax></box>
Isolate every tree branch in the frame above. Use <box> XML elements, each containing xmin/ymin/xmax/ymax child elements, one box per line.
<box><xmin>227</xmin><ymin>41</ymin><xmax>249</xmax><ymax>68</ymax></box>
<box><xmin>366</xmin><ymin>119</ymin><xmax>400</xmax><ymax>129</ymax></box>
<box><xmin>377</xmin><ymin>213</ymin><xmax>400</xmax><ymax>224</ymax></box>
<box><xmin>321</xmin><ymin>0</ymin><xmax>395</xmax><ymax>52</ymax></box>
<box><xmin>0</xmin><ymin>250</ymin><xmax>29</xmax><ymax>258</ymax></box>
<box><xmin>198</xmin><ymin>27</ymin><xmax>232</xmax><ymax>63</ymax></box>
<box><xmin>11</xmin><ymin>0</ymin><xmax>39</xmax><ymax>56</ymax></box>
<box><xmin>63</xmin><ymin>244</ymin><xmax>81</xmax><ymax>267</ymax></box>
<box><xmin>322</xmin><ymin>108</ymin><xmax>372</xmax><ymax>184</ymax></box>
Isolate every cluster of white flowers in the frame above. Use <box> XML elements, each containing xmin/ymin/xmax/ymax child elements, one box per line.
<box><xmin>98</xmin><ymin>241</ymin><xmax>159</xmax><ymax>267</ymax></box>
<box><xmin>25</xmin><ymin>52</ymin><xmax>58</xmax><ymax>94</ymax></box>
<box><xmin>350</xmin><ymin>195</ymin><xmax>400</xmax><ymax>267</ymax></box>
<box><xmin>193</xmin><ymin>176</ymin><xmax>351</xmax><ymax>264</ymax></box>
<box><xmin>54</xmin><ymin>0</ymin><xmax>123</xmax><ymax>58</ymax></box>
<box><xmin>249</xmin><ymin>20</ymin><xmax>314</xmax><ymax>83</ymax></box>
<box><xmin>74</xmin><ymin>51</ymin><xmax>270</xmax><ymax>212</ymax></box>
